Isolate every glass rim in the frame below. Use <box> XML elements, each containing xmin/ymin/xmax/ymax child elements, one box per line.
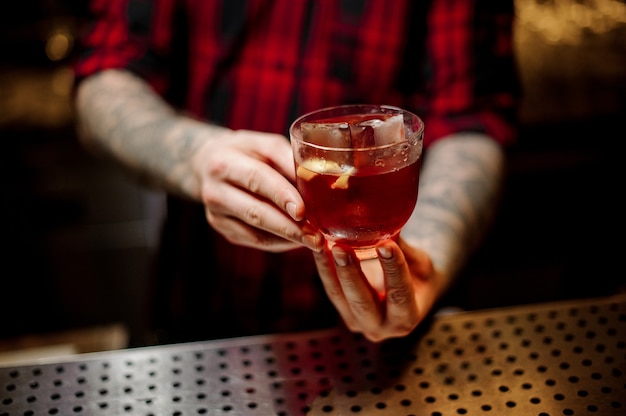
<box><xmin>292</xmin><ymin>137</ymin><xmax>418</xmax><ymax>152</ymax></box>
<box><xmin>289</xmin><ymin>104</ymin><xmax>424</xmax><ymax>151</ymax></box>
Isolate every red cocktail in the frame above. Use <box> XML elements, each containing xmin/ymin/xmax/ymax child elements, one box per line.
<box><xmin>290</xmin><ymin>104</ymin><xmax>424</xmax><ymax>259</ymax></box>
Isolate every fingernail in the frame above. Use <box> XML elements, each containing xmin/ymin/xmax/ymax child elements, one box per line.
<box><xmin>286</xmin><ymin>202</ymin><xmax>298</xmax><ymax>220</ymax></box>
<box><xmin>332</xmin><ymin>248</ymin><xmax>349</xmax><ymax>267</ymax></box>
<box><xmin>377</xmin><ymin>246</ymin><xmax>392</xmax><ymax>259</ymax></box>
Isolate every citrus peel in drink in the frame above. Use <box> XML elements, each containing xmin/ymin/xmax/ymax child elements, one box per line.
<box><xmin>296</xmin><ymin>158</ymin><xmax>355</xmax><ymax>190</ymax></box>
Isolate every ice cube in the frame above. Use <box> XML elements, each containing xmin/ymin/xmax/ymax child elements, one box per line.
<box><xmin>352</xmin><ymin>113</ymin><xmax>405</xmax><ymax>146</ymax></box>
<box><xmin>302</xmin><ymin>122</ymin><xmax>352</xmax><ymax>148</ymax></box>
<box><xmin>348</xmin><ymin>120</ymin><xmax>378</xmax><ymax>148</ymax></box>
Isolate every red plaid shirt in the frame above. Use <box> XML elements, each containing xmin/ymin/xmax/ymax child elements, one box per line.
<box><xmin>75</xmin><ymin>0</ymin><xmax>519</xmax><ymax>343</ymax></box>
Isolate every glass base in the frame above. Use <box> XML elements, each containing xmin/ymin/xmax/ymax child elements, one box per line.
<box><xmin>325</xmin><ymin>241</ymin><xmax>378</xmax><ymax>260</ymax></box>
<box><xmin>325</xmin><ymin>241</ymin><xmax>385</xmax><ymax>295</ymax></box>
<box><xmin>353</xmin><ymin>246</ymin><xmax>378</xmax><ymax>260</ymax></box>
<box><xmin>325</xmin><ymin>233</ymin><xmax>400</xmax><ymax>261</ymax></box>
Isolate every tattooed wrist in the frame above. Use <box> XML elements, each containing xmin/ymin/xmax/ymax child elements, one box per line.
<box><xmin>76</xmin><ymin>69</ymin><xmax>229</xmax><ymax>199</ymax></box>
<box><xmin>402</xmin><ymin>133</ymin><xmax>504</xmax><ymax>280</ymax></box>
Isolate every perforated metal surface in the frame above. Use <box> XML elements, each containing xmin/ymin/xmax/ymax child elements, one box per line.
<box><xmin>1</xmin><ymin>294</ymin><xmax>625</xmax><ymax>415</ymax></box>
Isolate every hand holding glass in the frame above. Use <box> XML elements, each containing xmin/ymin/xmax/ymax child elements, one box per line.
<box><xmin>290</xmin><ymin>104</ymin><xmax>424</xmax><ymax>260</ymax></box>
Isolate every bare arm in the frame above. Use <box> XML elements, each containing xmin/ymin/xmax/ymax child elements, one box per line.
<box><xmin>75</xmin><ymin>68</ymin><xmax>321</xmax><ymax>252</ymax></box>
<box><xmin>402</xmin><ymin>133</ymin><xmax>505</xmax><ymax>293</ymax></box>
<box><xmin>75</xmin><ymin>68</ymin><xmax>229</xmax><ymax>200</ymax></box>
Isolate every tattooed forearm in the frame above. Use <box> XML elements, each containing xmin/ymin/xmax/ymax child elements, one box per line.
<box><xmin>75</xmin><ymin>69</ymin><xmax>229</xmax><ymax>199</ymax></box>
<box><xmin>402</xmin><ymin>133</ymin><xmax>505</xmax><ymax>285</ymax></box>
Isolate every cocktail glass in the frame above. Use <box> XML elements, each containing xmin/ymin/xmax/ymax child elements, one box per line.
<box><xmin>290</xmin><ymin>104</ymin><xmax>424</xmax><ymax>260</ymax></box>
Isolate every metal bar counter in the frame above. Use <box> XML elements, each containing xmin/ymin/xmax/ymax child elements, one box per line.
<box><xmin>1</xmin><ymin>294</ymin><xmax>625</xmax><ymax>416</ymax></box>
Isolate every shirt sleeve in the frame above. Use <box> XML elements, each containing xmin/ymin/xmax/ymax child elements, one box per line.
<box><xmin>73</xmin><ymin>0</ymin><xmax>176</xmax><ymax>95</ymax></box>
<box><xmin>417</xmin><ymin>0</ymin><xmax>520</xmax><ymax>147</ymax></box>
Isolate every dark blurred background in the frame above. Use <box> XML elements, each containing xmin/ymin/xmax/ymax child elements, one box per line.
<box><xmin>0</xmin><ymin>1</ymin><xmax>165</xmax><ymax>353</ymax></box>
<box><xmin>0</xmin><ymin>0</ymin><xmax>625</xmax><ymax>356</ymax></box>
